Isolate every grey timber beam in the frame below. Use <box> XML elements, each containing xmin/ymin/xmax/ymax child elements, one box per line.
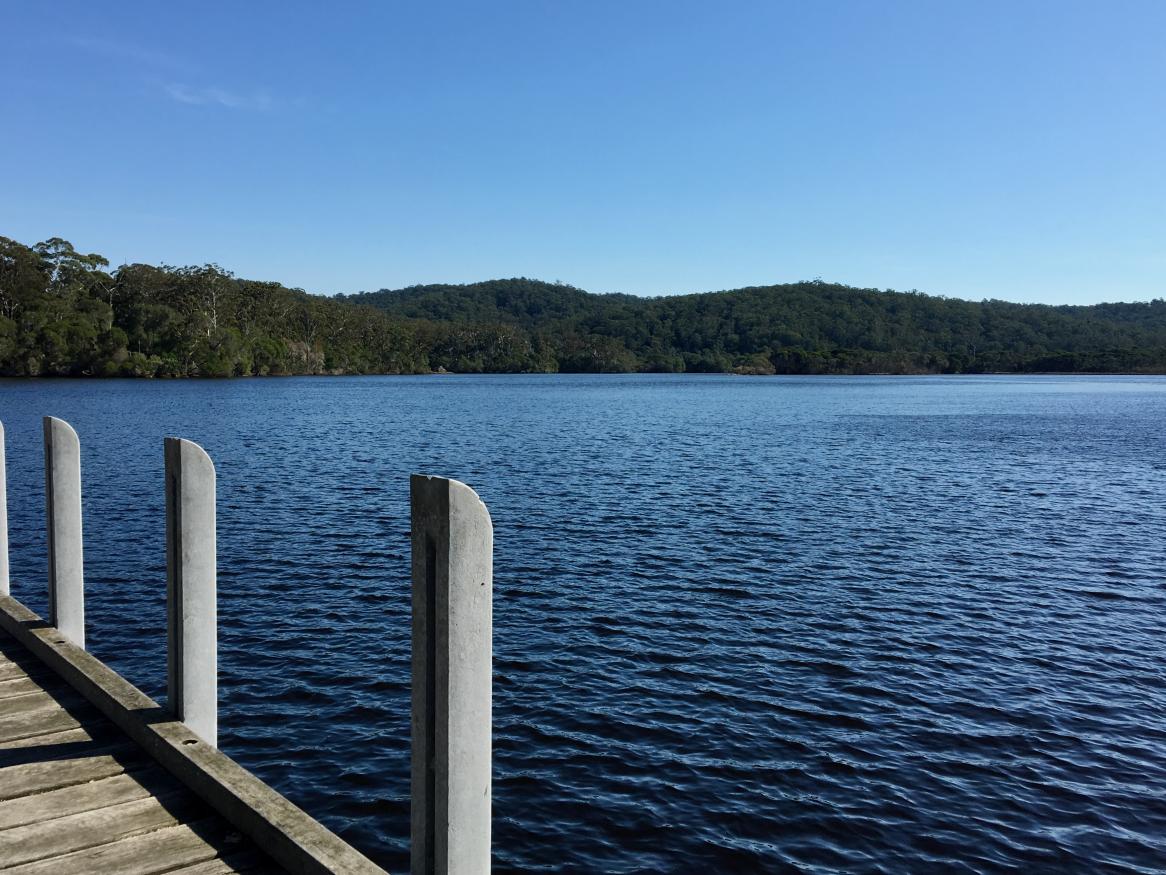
<box><xmin>43</xmin><ymin>416</ymin><xmax>84</xmax><ymax>648</ymax></box>
<box><xmin>0</xmin><ymin>420</ymin><xmax>8</xmax><ymax>596</ymax></box>
<box><xmin>166</xmin><ymin>437</ymin><xmax>218</xmax><ymax>748</ymax></box>
<box><xmin>410</xmin><ymin>475</ymin><xmax>492</xmax><ymax>875</ymax></box>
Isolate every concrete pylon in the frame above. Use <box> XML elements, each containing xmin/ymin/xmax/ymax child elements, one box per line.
<box><xmin>0</xmin><ymin>421</ymin><xmax>8</xmax><ymax>596</ymax></box>
<box><xmin>165</xmin><ymin>437</ymin><xmax>217</xmax><ymax>747</ymax></box>
<box><xmin>410</xmin><ymin>475</ymin><xmax>492</xmax><ymax>875</ymax></box>
<box><xmin>44</xmin><ymin>416</ymin><xmax>84</xmax><ymax>648</ymax></box>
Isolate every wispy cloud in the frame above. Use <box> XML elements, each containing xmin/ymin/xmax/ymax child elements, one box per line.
<box><xmin>61</xmin><ymin>33</ymin><xmax>282</xmax><ymax>113</ymax></box>
<box><xmin>62</xmin><ymin>34</ymin><xmax>188</xmax><ymax>72</ymax></box>
<box><xmin>163</xmin><ymin>83</ymin><xmax>275</xmax><ymax>112</ymax></box>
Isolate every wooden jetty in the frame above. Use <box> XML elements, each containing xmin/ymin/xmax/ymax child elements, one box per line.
<box><xmin>0</xmin><ymin>600</ymin><xmax>365</xmax><ymax>874</ymax></box>
<box><xmin>0</xmin><ymin>418</ymin><xmax>494</xmax><ymax>875</ymax></box>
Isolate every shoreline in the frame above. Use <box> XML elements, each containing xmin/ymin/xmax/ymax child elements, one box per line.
<box><xmin>3</xmin><ymin>370</ymin><xmax>1166</xmax><ymax>382</ymax></box>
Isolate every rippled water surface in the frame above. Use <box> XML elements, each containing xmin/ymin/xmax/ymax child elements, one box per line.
<box><xmin>2</xmin><ymin>375</ymin><xmax>1165</xmax><ymax>873</ymax></box>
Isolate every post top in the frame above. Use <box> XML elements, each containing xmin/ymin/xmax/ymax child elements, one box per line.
<box><xmin>410</xmin><ymin>474</ymin><xmax>492</xmax><ymax>523</ymax></box>
<box><xmin>43</xmin><ymin>416</ymin><xmax>79</xmax><ymax>441</ymax></box>
<box><xmin>165</xmin><ymin>437</ymin><xmax>216</xmax><ymax>474</ymax></box>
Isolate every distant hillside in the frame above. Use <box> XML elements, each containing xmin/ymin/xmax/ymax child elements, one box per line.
<box><xmin>3</xmin><ymin>233</ymin><xmax>1164</xmax><ymax>377</ymax></box>
<box><xmin>0</xmin><ymin>235</ymin><xmax>427</xmax><ymax>377</ymax></box>
<box><xmin>340</xmin><ymin>278</ymin><xmax>638</xmax><ymax>326</ymax></box>
<box><xmin>342</xmin><ymin>279</ymin><xmax>1166</xmax><ymax>374</ymax></box>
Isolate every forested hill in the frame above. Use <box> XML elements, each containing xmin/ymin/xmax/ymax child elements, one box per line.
<box><xmin>3</xmin><ymin>233</ymin><xmax>1165</xmax><ymax>377</ymax></box>
<box><xmin>342</xmin><ymin>279</ymin><xmax>1166</xmax><ymax>374</ymax></box>
<box><xmin>0</xmin><ymin>236</ymin><xmax>426</xmax><ymax>377</ymax></box>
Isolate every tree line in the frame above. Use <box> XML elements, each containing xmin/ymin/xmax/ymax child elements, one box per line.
<box><xmin>3</xmin><ymin>234</ymin><xmax>1165</xmax><ymax>377</ymax></box>
<box><xmin>346</xmin><ymin>278</ymin><xmax>1166</xmax><ymax>374</ymax></box>
<box><xmin>0</xmin><ymin>236</ymin><xmax>426</xmax><ymax>377</ymax></box>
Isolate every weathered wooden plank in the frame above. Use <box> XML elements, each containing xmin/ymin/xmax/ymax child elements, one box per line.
<box><xmin>0</xmin><ymin>639</ymin><xmax>74</xmax><ymax>695</ymax></box>
<box><xmin>0</xmin><ymin>660</ymin><xmax>33</xmax><ymax>682</ymax></box>
<box><xmin>168</xmin><ymin>849</ymin><xmax>280</xmax><ymax>874</ymax></box>
<box><xmin>0</xmin><ymin>725</ymin><xmax>98</xmax><ymax>751</ymax></box>
<box><xmin>165</xmin><ymin>863</ymin><xmax>241</xmax><ymax>875</ymax></box>
<box><xmin>0</xmin><ymin>687</ymin><xmax>89</xmax><ymax>717</ymax></box>
<box><xmin>0</xmin><ymin>615</ymin><xmax>303</xmax><ymax>874</ymax></box>
<box><xmin>0</xmin><ymin>660</ymin><xmax>75</xmax><ymax>688</ymax></box>
<box><xmin>0</xmin><ymin>662</ymin><xmax>78</xmax><ymax>696</ymax></box>
<box><xmin>0</xmin><ymin>705</ymin><xmax>82</xmax><ymax>744</ymax></box>
<box><xmin>0</xmin><ymin>692</ymin><xmax>62</xmax><ymax>720</ymax></box>
<box><xmin>0</xmin><ymin>594</ymin><xmax>386</xmax><ymax>875</ymax></box>
<box><xmin>0</xmin><ymin>636</ymin><xmax>45</xmax><ymax>672</ymax></box>
<box><xmin>0</xmin><ymin>817</ymin><xmax>238</xmax><ymax>875</ymax></box>
<box><xmin>0</xmin><ymin>743</ymin><xmax>142</xmax><ymax>800</ymax></box>
<box><xmin>0</xmin><ymin>792</ymin><xmax>202</xmax><ymax>867</ymax></box>
<box><xmin>165</xmin><ymin>862</ymin><xmax>246</xmax><ymax>875</ymax></box>
<box><xmin>0</xmin><ymin>676</ymin><xmax>45</xmax><ymax>699</ymax></box>
<box><xmin>0</xmin><ymin>766</ymin><xmax>175</xmax><ymax>829</ymax></box>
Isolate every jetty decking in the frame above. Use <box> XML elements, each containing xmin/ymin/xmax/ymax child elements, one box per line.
<box><xmin>0</xmin><ymin>626</ymin><xmax>279</xmax><ymax>874</ymax></box>
<box><xmin>0</xmin><ymin>596</ymin><xmax>386</xmax><ymax>874</ymax></box>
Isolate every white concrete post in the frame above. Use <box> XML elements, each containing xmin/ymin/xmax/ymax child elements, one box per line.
<box><xmin>411</xmin><ymin>475</ymin><xmax>492</xmax><ymax>875</ymax></box>
<box><xmin>0</xmin><ymin>421</ymin><xmax>8</xmax><ymax>596</ymax></box>
<box><xmin>166</xmin><ymin>437</ymin><xmax>217</xmax><ymax>747</ymax></box>
<box><xmin>44</xmin><ymin>416</ymin><xmax>84</xmax><ymax>647</ymax></box>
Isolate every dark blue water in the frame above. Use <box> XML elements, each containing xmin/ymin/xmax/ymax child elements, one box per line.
<box><xmin>2</xmin><ymin>375</ymin><xmax>1165</xmax><ymax>873</ymax></box>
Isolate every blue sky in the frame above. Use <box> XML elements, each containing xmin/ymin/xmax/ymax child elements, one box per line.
<box><xmin>2</xmin><ymin>1</ymin><xmax>1163</xmax><ymax>304</ymax></box>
